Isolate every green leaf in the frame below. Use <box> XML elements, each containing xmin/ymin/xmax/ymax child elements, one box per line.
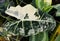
<box><xmin>29</xmin><ymin>32</ymin><xmax>49</xmax><ymax>41</ymax></box>
<box><xmin>35</xmin><ymin>0</ymin><xmax>44</xmax><ymax>10</ymax></box>
<box><xmin>53</xmin><ymin>4</ymin><xmax>60</xmax><ymax>16</ymax></box>
<box><xmin>35</xmin><ymin>0</ymin><xmax>52</xmax><ymax>12</ymax></box>
<box><xmin>41</xmin><ymin>32</ymin><xmax>48</xmax><ymax>41</ymax></box>
<box><xmin>44</xmin><ymin>0</ymin><xmax>52</xmax><ymax>5</ymax></box>
<box><xmin>55</xmin><ymin>34</ymin><xmax>60</xmax><ymax>41</ymax></box>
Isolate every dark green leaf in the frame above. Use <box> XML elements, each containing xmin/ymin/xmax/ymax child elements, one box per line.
<box><xmin>53</xmin><ymin>4</ymin><xmax>60</xmax><ymax>16</ymax></box>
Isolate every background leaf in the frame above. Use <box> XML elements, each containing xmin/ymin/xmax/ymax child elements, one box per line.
<box><xmin>35</xmin><ymin>0</ymin><xmax>52</xmax><ymax>12</ymax></box>
<box><xmin>29</xmin><ymin>32</ymin><xmax>49</xmax><ymax>41</ymax></box>
<box><xmin>55</xmin><ymin>34</ymin><xmax>60</xmax><ymax>41</ymax></box>
<box><xmin>53</xmin><ymin>4</ymin><xmax>60</xmax><ymax>16</ymax></box>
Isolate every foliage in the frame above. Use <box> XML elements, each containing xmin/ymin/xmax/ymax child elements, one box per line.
<box><xmin>0</xmin><ymin>0</ymin><xmax>58</xmax><ymax>41</ymax></box>
<box><xmin>35</xmin><ymin>0</ymin><xmax>52</xmax><ymax>13</ymax></box>
<box><xmin>29</xmin><ymin>32</ymin><xmax>49</xmax><ymax>41</ymax></box>
<box><xmin>53</xmin><ymin>4</ymin><xmax>60</xmax><ymax>16</ymax></box>
<box><xmin>55</xmin><ymin>34</ymin><xmax>60</xmax><ymax>41</ymax></box>
<box><xmin>3</xmin><ymin>11</ymin><xmax>56</xmax><ymax>41</ymax></box>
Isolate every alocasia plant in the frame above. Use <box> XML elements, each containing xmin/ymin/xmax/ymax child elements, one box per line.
<box><xmin>0</xmin><ymin>0</ymin><xmax>56</xmax><ymax>41</ymax></box>
<box><xmin>1</xmin><ymin>4</ymin><xmax>56</xmax><ymax>41</ymax></box>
